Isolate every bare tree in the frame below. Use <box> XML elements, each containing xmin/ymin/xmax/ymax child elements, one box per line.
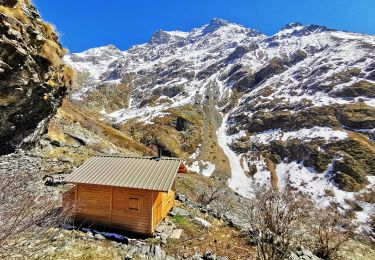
<box><xmin>310</xmin><ymin>206</ymin><xmax>353</xmax><ymax>259</ymax></box>
<box><xmin>245</xmin><ymin>184</ymin><xmax>353</xmax><ymax>260</ymax></box>
<box><xmin>245</xmin><ymin>184</ymin><xmax>314</xmax><ymax>260</ymax></box>
<box><xmin>197</xmin><ymin>183</ymin><xmax>226</xmax><ymax>206</ymax></box>
<box><xmin>0</xmin><ymin>172</ymin><xmax>74</xmax><ymax>257</ymax></box>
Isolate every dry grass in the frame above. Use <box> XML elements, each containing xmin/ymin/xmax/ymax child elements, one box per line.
<box><xmin>347</xmin><ymin>131</ymin><xmax>375</xmax><ymax>154</ymax></box>
<box><xmin>60</xmin><ymin>101</ymin><xmax>151</xmax><ymax>155</ymax></box>
<box><xmin>166</xmin><ymin>105</ymin><xmax>204</xmax><ymax>128</ymax></box>
<box><xmin>63</xmin><ymin>65</ymin><xmax>75</xmax><ymax>86</ymax></box>
<box><xmin>328</xmin><ymin>67</ymin><xmax>361</xmax><ymax>83</ymax></box>
<box><xmin>41</xmin><ymin>236</ymin><xmax>124</xmax><ymax>260</ymax></box>
<box><xmin>42</xmin><ymin>22</ymin><xmax>58</xmax><ymax>41</ymax></box>
<box><xmin>166</xmin><ymin>208</ymin><xmax>256</xmax><ymax>259</ymax></box>
<box><xmin>47</xmin><ymin>121</ymin><xmax>66</xmax><ymax>143</ymax></box>
<box><xmin>0</xmin><ymin>3</ymin><xmax>29</xmax><ymax>24</ymax></box>
<box><xmin>355</xmin><ymin>190</ymin><xmax>375</xmax><ymax>204</ymax></box>
<box><xmin>119</xmin><ymin>104</ymin><xmax>204</xmax><ymax>157</ymax></box>
<box><xmin>40</xmin><ymin>39</ymin><xmax>66</xmax><ymax>66</ymax></box>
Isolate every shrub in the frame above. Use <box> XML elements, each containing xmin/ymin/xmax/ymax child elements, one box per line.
<box><xmin>245</xmin><ymin>184</ymin><xmax>353</xmax><ymax>260</ymax></box>
<box><xmin>196</xmin><ymin>183</ymin><xmax>225</xmax><ymax>206</ymax></box>
<box><xmin>310</xmin><ymin>206</ymin><xmax>353</xmax><ymax>259</ymax></box>
<box><xmin>245</xmin><ymin>185</ymin><xmax>314</xmax><ymax>260</ymax></box>
<box><xmin>0</xmin><ymin>172</ymin><xmax>74</xmax><ymax>257</ymax></box>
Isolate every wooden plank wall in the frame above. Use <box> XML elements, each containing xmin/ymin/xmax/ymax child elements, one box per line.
<box><xmin>74</xmin><ymin>184</ymin><xmax>153</xmax><ymax>235</ymax></box>
<box><xmin>152</xmin><ymin>191</ymin><xmax>163</xmax><ymax>229</ymax></box>
<box><xmin>161</xmin><ymin>190</ymin><xmax>175</xmax><ymax>218</ymax></box>
<box><xmin>75</xmin><ymin>184</ymin><xmax>112</xmax><ymax>226</ymax></box>
<box><xmin>111</xmin><ymin>187</ymin><xmax>152</xmax><ymax>235</ymax></box>
<box><xmin>62</xmin><ymin>186</ymin><xmax>75</xmax><ymax>209</ymax></box>
<box><xmin>151</xmin><ymin>181</ymin><xmax>176</xmax><ymax>231</ymax></box>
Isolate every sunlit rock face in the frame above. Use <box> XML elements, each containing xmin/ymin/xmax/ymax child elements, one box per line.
<box><xmin>0</xmin><ymin>0</ymin><xmax>72</xmax><ymax>155</ymax></box>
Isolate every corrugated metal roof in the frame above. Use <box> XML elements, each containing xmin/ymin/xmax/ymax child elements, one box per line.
<box><xmin>65</xmin><ymin>156</ymin><xmax>184</xmax><ymax>192</ymax></box>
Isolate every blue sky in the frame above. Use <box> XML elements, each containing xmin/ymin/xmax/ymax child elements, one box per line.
<box><xmin>33</xmin><ymin>0</ymin><xmax>375</xmax><ymax>53</ymax></box>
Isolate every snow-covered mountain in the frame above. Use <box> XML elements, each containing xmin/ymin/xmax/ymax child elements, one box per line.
<box><xmin>65</xmin><ymin>18</ymin><xmax>375</xmax><ymax>230</ymax></box>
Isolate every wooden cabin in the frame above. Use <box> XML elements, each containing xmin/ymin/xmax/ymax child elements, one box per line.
<box><xmin>63</xmin><ymin>155</ymin><xmax>187</xmax><ymax>236</ymax></box>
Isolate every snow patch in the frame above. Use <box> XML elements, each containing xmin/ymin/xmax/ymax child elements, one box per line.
<box><xmin>270</xmin><ymin>161</ymin><xmax>375</xmax><ymax>229</ymax></box>
<box><xmin>217</xmin><ymin>114</ymin><xmax>252</xmax><ymax>196</ymax></box>
<box><xmin>251</xmin><ymin>127</ymin><xmax>348</xmax><ymax>145</ymax></box>
<box><xmin>186</xmin><ymin>160</ymin><xmax>216</xmax><ymax>177</ymax></box>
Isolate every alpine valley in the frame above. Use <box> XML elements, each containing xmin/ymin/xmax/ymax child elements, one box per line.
<box><xmin>63</xmin><ymin>18</ymin><xmax>375</xmax><ymax>228</ymax></box>
<box><xmin>1</xmin><ymin>1</ymin><xmax>375</xmax><ymax>257</ymax></box>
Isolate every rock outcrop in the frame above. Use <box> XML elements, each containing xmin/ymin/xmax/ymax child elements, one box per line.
<box><xmin>0</xmin><ymin>0</ymin><xmax>72</xmax><ymax>155</ymax></box>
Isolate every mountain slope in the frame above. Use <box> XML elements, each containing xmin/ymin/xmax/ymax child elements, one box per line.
<box><xmin>65</xmin><ymin>19</ymin><xmax>375</xmax><ymax>230</ymax></box>
<box><xmin>0</xmin><ymin>0</ymin><xmax>73</xmax><ymax>155</ymax></box>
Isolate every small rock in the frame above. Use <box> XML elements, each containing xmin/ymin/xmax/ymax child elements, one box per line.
<box><xmin>169</xmin><ymin>229</ymin><xmax>183</xmax><ymax>239</ymax></box>
<box><xmin>193</xmin><ymin>217</ymin><xmax>212</xmax><ymax>228</ymax></box>
<box><xmin>60</xmin><ymin>156</ymin><xmax>73</xmax><ymax>163</ymax></box>
<box><xmin>155</xmin><ymin>223</ymin><xmax>169</xmax><ymax>233</ymax></box>
<box><xmin>86</xmin><ymin>231</ymin><xmax>94</xmax><ymax>238</ymax></box>
<box><xmin>288</xmin><ymin>252</ymin><xmax>300</xmax><ymax>260</ymax></box>
<box><xmin>50</xmin><ymin>140</ymin><xmax>64</xmax><ymax>147</ymax></box>
<box><xmin>176</xmin><ymin>193</ymin><xmax>187</xmax><ymax>202</ymax></box>
<box><xmin>203</xmin><ymin>251</ymin><xmax>216</xmax><ymax>260</ymax></box>
<box><xmin>200</xmin><ymin>208</ymin><xmax>208</xmax><ymax>214</ymax></box>
<box><xmin>170</xmin><ymin>207</ymin><xmax>191</xmax><ymax>217</ymax></box>
<box><xmin>39</xmin><ymin>139</ymin><xmax>50</xmax><ymax>147</ymax></box>
<box><xmin>151</xmin><ymin>244</ymin><xmax>163</xmax><ymax>259</ymax></box>
<box><xmin>161</xmin><ymin>233</ymin><xmax>169</xmax><ymax>244</ymax></box>
<box><xmin>302</xmin><ymin>249</ymin><xmax>313</xmax><ymax>257</ymax></box>
<box><xmin>191</xmin><ymin>252</ymin><xmax>204</xmax><ymax>260</ymax></box>
<box><xmin>94</xmin><ymin>233</ymin><xmax>106</xmax><ymax>240</ymax></box>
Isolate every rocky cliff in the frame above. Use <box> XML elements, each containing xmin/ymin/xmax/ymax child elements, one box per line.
<box><xmin>0</xmin><ymin>0</ymin><xmax>72</xmax><ymax>155</ymax></box>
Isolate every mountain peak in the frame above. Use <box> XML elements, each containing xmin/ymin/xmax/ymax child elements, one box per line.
<box><xmin>148</xmin><ymin>30</ymin><xmax>170</xmax><ymax>45</ymax></box>
<box><xmin>148</xmin><ymin>29</ymin><xmax>189</xmax><ymax>45</ymax></box>
<box><xmin>202</xmin><ymin>18</ymin><xmax>232</xmax><ymax>34</ymax></box>
<box><xmin>281</xmin><ymin>22</ymin><xmax>303</xmax><ymax>30</ymax></box>
<box><xmin>210</xmin><ymin>18</ymin><xmax>230</xmax><ymax>27</ymax></box>
<box><xmin>277</xmin><ymin>22</ymin><xmax>334</xmax><ymax>37</ymax></box>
